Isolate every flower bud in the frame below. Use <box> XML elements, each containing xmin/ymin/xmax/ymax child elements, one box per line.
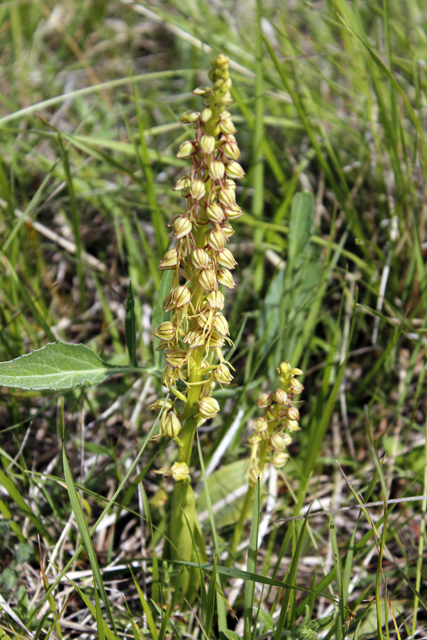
<box><xmin>200</xmin><ymin>107</ymin><xmax>213</xmax><ymax>123</ymax></box>
<box><xmin>213</xmin><ymin>313</ymin><xmax>229</xmax><ymax>335</ymax></box>
<box><xmin>206</xmin><ymin>202</ymin><xmax>225</xmax><ymax>223</ymax></box>
<box><xmin>183</xmin><ymin>327</ymin><xmax>205</xmax><ymax>348</ymax></box>
<box><xmin>179</xmin><ymin>110</ymin><xmax>200</xmax><ymax>123</ymax></box>
<box><xmin>287</xmin><ymin>406</ymin><xmax>300</xmax><ymax>421</ymax></box>
<box><xmin>254</xmin><ymin>417</ymin><xmax>268</xmax><ymax>432</ymax></box>
<box><xmin>159</xmin><ymin>248</ymin><xmax>179</xmax><ymax>270</ymax></box>
<box><xmin>224</xmin><ymin>204</ymin><xmax>244</xmax><ymax>220</ymax></box>
<box><xmin>213</xmin><ymin>363</ymin><xmax>233</xmax><ymax>385</ymax></box>
<box><xmin>199</xmin><ymin>268</ymin><xmax>218</xmax><ymax>292</ymax></box>
<box><xmin>190</xmin><ymin>179</ymin><xmax>206</xmax><ymax>200</ymax></box>
<box><xmin>200</xmin><ymin>134</ymin><xmax>215</xmax><ymax>155</ymax></box>
<box><xmin>165</xmin><ymin>348</ymin><xmax>187</xmax><ymax>369</ymax></box>
<box><xmin>271</xmin><ymin>434</ymin><xmax>286</xmax><ymax>451</ymax></box>
<box><xmin>217</xmin><ymin>268</ymin><xmax>235</xmax><ymax>289</ymax></box>
<box><xmin>221</xmin><ymin>221</ymin><xmax>235</xmax><ymax>238</ymax></box>
<box><xmin>173</xmin><ymin>216</ymin><xmax>192</xmax><ymax>239</ymax></box>
<box><xmin>173</xmin><ymin>175</ymin><xmax>191</xmax><ymax>191</ymax></box>
<box><xmin>248</xmin><ymin>432</ymin><xmax>263</xmax><ymax>445</ymax></box>
<box><xmin>225</xmin><ymin>161</ymin><xmax>245</xmax><ymax>179</ymax></box>
<box><xmin>217</xmin><ymin>91</ymin><xmax>233</xmax><ymax>106</ymax></box>
<box><xmin>278</xmin><ymin>362</ymin><xmax>291</xmax><ymax>376</ymax></box>
<box><xmin>162</xmin><ymin>411</ymin><xmax>182</xmax><ymax>438</ymax></box>
<box><xmin>193</xmin><ymin>86</ymin><xmax>209</xmax><ymax>96</ymax></box>
<box><xmin>274</xmin><ymin>389</ymin><xmax>288</xmax><ymax>406</ymax></box>
<box><xmin>257</xmin><ymin>393</ymin><xmax>273</xmax><ymax>408</ymax></box>
<box><xmin>219</xmin><ymin>118</ymin><xmax>237</xmax><ymax>135</ymax></box>
<box><xmin>207</xmin><ymin>228</ymin><xmax>226</xmax><ymax>251</ymax></box>
<box><xmin>162</xmin><ymin>291</ymin><xmax>173</xmax><ymax>312</ymax></box>
<box><xmin>249</xmin><ymin>466</ymin><xmax>262</xmax><ymax>484</ymax></box>
<box><xmin>287</xmin><ymin>420</ymin><xmax>301</xmax><ymax>432</ymax></box>
<box><xmin>171</xmin><ymin>285</ymin><xmax>191</xmax><ymax>308</ymax></box>
<box><xmin>209</xmin><ymin>160</ymin><xmax>225</xmax><ymax>181</ymax></box>
<box><xmin>195</xmin><ymin>309</ymin><xmax>211</xmax><ymax>330</ymax></box>
<box><xmin>273</xmin><ymin>452</ymin><xmax>289</xmax><ymax>469</ymax></box>
<box><xmin>283</xmin><ymin>433</ymin><xmax>293</xmax><ymax>446</ymax></box>
<box><xmin>218</xmin><ymin>185</ymin><xmax>236</xmax><ymax>207</ymax></box>
<box><xmin>206</xmin><ymin>290</ymin><xmax>225</xmax><ymax>310</ymax></box>
<box><xmin>171</xmin><ymin>461</ymin><xmax>190</xmax><ymax>481</ymax></box>
<box><xmin>149</xmin><ymin>398</ymin><xmax>174</xmax><ymax>412</ymax></box>
<box><xmin>217</xmin><ymin>248</ymin><xmax>237</xmax><ymax>269</ymax></box>
<box><xmin>208</xmin><ymin>330</ymin><xmax>225</xmax><ymax>348</ymax></box>
<box><xmin>192</xmin><ymin>248</ymin><xmax>210</xmax><ymax>270</ymax></box>
<box><xmin>199</xmin><ymin>397</ymin><xmax>220</xmax><ymax>419</ymax></box>
<box><xmin>222</xmin><ymin>137</ymin><xmax>240</xmax><ymax>160</ymax></box>
<box><xmin>153</xmin><ymin>321</ymin><xmax>176</xmax><ymax>341</ymax></box>
<box><xmin>176</xmin><ymin>140</ymin><xmax>197</xmax><ymax>159</ymax></box>
<box><xmin>156</xmin><ymin>340</ymin><xmax>169</xmax><ymax>351</ymax></box>
<box><xmin>291</xmin><ymin>367</ymin><xmax>304</xmax><ymax>376</ymax></box>
<box><xmin>289</xmin><ymin>379</ymin><xmax>304</xmax><ymax>395</ymax></box>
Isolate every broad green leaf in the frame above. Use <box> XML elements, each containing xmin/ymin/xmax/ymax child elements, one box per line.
<box><xmin>288</xmin><ymin>191</ymin><xmax>314</xmax><ymax>267</ymax></box>
<box><xmin>0</xmin><ymin>342</ymin><xmax>114</xmax><ymax>391</ymax></box>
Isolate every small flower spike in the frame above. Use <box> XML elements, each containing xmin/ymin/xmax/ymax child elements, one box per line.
<box><xmin>248</xmin><ymin>362</ymin><xmax>304</xmax><ymax>483</ymax></box>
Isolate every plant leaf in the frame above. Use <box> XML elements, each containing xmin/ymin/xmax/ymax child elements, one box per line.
<box><xmin>0</xmin><ymin>342</ymin><xmax>114</xmax><ymax>391</ymax></box>
<box><xmin>152</xmin><ymin>270</ymin><xmax>173</xmax><ymax>371</ymax></box>
<box><xmin>125</xmin><ymin>281</ymin><xmax>138</xmax><ymax>367</ymax></box>
<box><xmin>288</xmin><ymin>190</ymin><xmax>314</xmax><ymax>267</ymax></box>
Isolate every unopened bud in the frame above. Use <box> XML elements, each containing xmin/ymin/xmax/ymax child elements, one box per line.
<box><xmin>222</xmin><ymin>221</ymin><xmax>235</xmax><ymax>238</ymax></box>
<box><xmin>207</xmin><ymin>228</ymin><xmax>226</xmax><ymax>252</ymax></box>
<box><xmin>224</xmin><ymin>204</ymin><xmax>244</xmax><ymax>220</ymax></box>
<box><xmin>179</xmin><ymin>110</ymin><xmax>200</xmax><ymax>124</ymax></box>
<box><xmin>173</xmin><ymin>216</ymin><xmax>192</xmax><ymax>239</ymax></box>
<box><xmin>218</xmin><ymin>186</ymin><xmax>236</xmax><ymax>207</ymax></box>
<box><xmin>222</xmin><ymin>137</ymin><xmax>240</xmax><ymax>160</ymax></box>
<box><xmin>278</xmin><ymin>362</ymin><xmax>291</xmax><ymax>377</ymax></box>
<box><xmin>199</xmin><ymin>268</ymin><xmax>218</xmax><ymax>292</ymax></box>
<box><xmin>199</xmin><ymin>397</ymin><xmax>220</xmax><ymax>419</ymax></box>
<box><xmin>149</xmin><ymin>398</ymin><xmax>174</xmax><ymax>412</ymax></box>
<box><xmin>206</xmin><ymin>202</ymin><xmax>225</xmax><ymax>223</ymax></box>
<box><xmin>287</xmin><ymin>406</ymin><xmax>300</xmax><ymax>421</ymax></box>
<box><xmin>257</xmin><ymin>393</ymin><xmax>273</xmax><ymax>408</ymax></box>
<box><xmin>289</xmin><ymin>379</ymin><xmax>304</xmax><ymax>395</ymax></box>
<box><xmin>200</xmin><ymin>107</ymin><xmax>213</xmax><ymax>123</ymax></box>
<box><xmin>191</xmin><ymin>179</ymin><xmax>206</xmax><ymax>200</ymax></box>
<box><xmin>225</xmin><ymin>161</ymin><xmax>245</xmax><ymax>179</ymax></box>
<box><xmin>273</xmin><ymin>452</ymin><xmax>289</xmax><ymax>469</ymax></box>
<box><xmin>217</xmin><ymin>268</ymin><xmax>235</xmax><ymax>289</ymax></box>
<box><xmin>171</xmin><ymin>461</ymin><xmax>190</xmax><ymax>481</ymax></box>
<box><xmin>271</xmin><ymin>434</ymin><xmax>286</xmax><ymax>451</ymax></box>
<box><xmin>209</xmin><ymin>160</ymin><xmax>225</xmax><ymax>181</ymax></box>
<box><xmin>283</xmin><ymin>433</ymin><xmax>293</xmax><ymax>446</ymax></box>
<box><xmin>213</xmin><ymin>363</ymin><xmax>233</xmax><ymax>385</ymax></box>
<box><xmin>287</xmin><ymin>420</ymin><xmax>301</xmax><ymax>432</ymax></box>
<box><xmin>176</xmin><ymin>140</ymin><xmax>197</xmax><ymax>159</ymax></box>
<box><xmin>274</xmin><ymin>389</ymin><xmax>288</xmax><ymax>406</ymax></box>
<box><xmin>291</xmin><ymin>367</ymin><xmax>303</xmax><ymax>376</ymax></box>
<box><xmin>159</xmin><ymin>248</ymin><xmax>179</xmax><ymax>270</ymax></box>
<box><xmin>162</xmin><ymin>411</ymin><xmax>182</xmax><ymax>438</ymax></box>
<box><xmin>213</xmin><ymin>313</ymin><xmax>229</xmax><ymax>335</ymax></box>
<box><xmin>153</xmin><ymin>321</ymin><xmax>176</xmax><ymax>341</ymax></box>
<box><xmin>165</xmin><ymin>348</ymin><xmax>187</xmax><ymax>369</ymax></box>
<box><xmin>192</xmin><ymin>247</ymin><xmax>210</xmax><ymax>270</ymax></box>
<box><xmin>172</xmin><ymin>285</ymin><xmax>191</xmax><ymax>308</ymax></box>
<box><xmin>173</xmin><ymin>175</ymin><xmax>191</xmax><ymax>191</ymax></box>
<box><xmin>193</xmin><ymin>86</ymin><xmax>209</xmax><ymax>96</ymax></box>
<box><xmin>248</xmin><ymin>432</ymin><xmax>263</xmax><ymax>445</ymax></box>
<box><xmin>183</xmin><ymin>327</ymin><xmax>205</xmax><ymax>348</ymax></box>
<box><xmin>208</xmin><ymin>330</ymin><xmax>225</xmax><ymax>348</ymax></box>
<box><xmin>206</xmin><ymin>290</ymin><xmax>225</xmax><ymax>310</ymax></box>
<box><xmin>217</xmin><ymin>248</ymin><xmax>237</xmax><ymax>269</ymax></box>
<box><xmin>254</xmin><ymin>417</ymin><xmax>268</xmax><ymax>432</ymax></box>
<box><xmin>249</xmin><ymin>466</ymin><xmax>262</xmax><ymax>484</ymax></box>
<box><xmin>200</xmin><ymin>134</ymin><xmax>215</xmax><ymax>155</ymax></box>
<box><xmin>219</xmin><ymin>118</ymin><xmax>237</xmax><ymax>135</ymax></box>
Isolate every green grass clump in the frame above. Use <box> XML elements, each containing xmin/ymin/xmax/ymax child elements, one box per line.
<box><xmin>0</xmin><ymin>1</ymin><xmax>427</xmax><ymax>639</ymax></box>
